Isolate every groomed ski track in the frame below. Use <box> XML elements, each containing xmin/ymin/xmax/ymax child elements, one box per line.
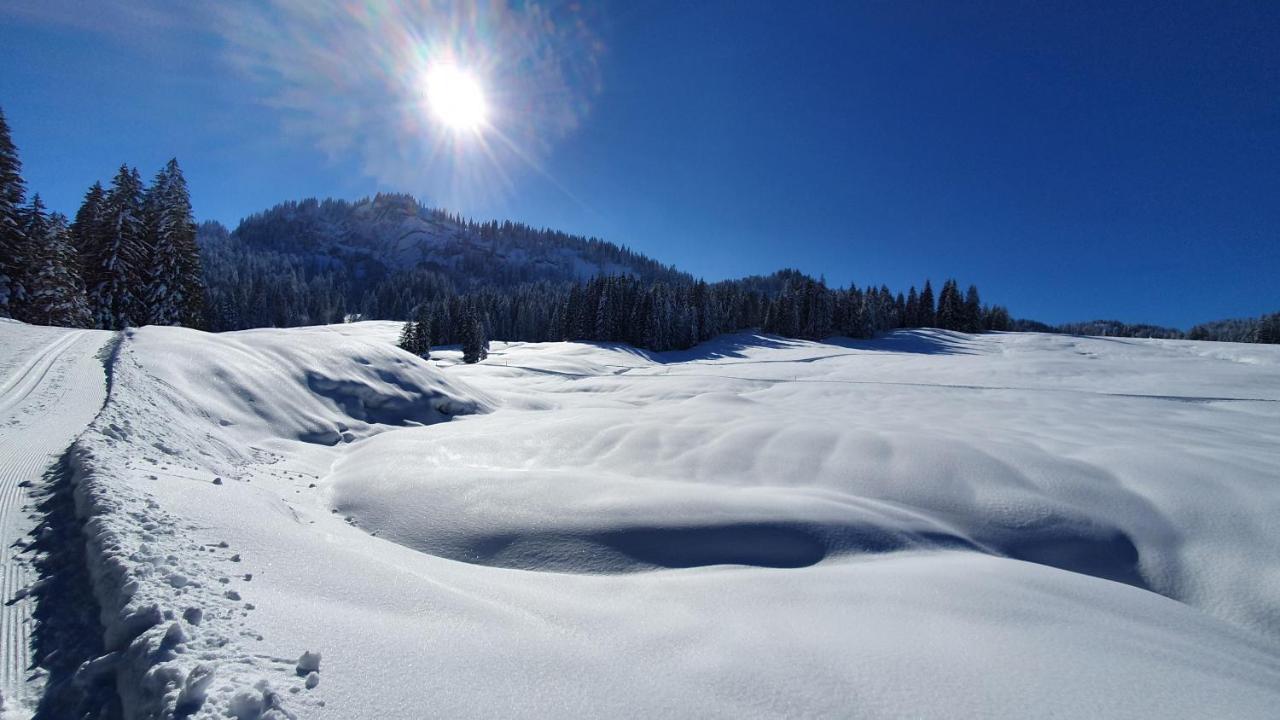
<box><xmin>0</xmin><ymin>323</ymin><xmax>113</xmax><ymax>714</ymax></box>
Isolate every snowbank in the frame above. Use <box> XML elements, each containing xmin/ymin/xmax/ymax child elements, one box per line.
<box><xmin>65</xmin><ymin>323</ymin><xmax>488</xmax><ymax>718</ymax></box>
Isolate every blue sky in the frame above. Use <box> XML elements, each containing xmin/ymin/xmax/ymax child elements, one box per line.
<box><xmin>1</xmin><ymin>0</ymin><xmax>1277</xmax><ymax>327</ymax></box>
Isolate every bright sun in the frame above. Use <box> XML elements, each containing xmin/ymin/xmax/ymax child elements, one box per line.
<box><xmin>424</xmin><ymin>64</ymin><xmax>488</xmax><ymax>133</ymax></box>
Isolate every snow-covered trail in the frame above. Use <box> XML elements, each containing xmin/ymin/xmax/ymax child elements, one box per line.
<box><xmin>0</xmin><ymin>322</ymin><xmax>113</xmax><ymax>713</ymax></box>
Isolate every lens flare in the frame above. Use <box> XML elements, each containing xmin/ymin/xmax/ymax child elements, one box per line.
<box><xmin>216</xmin><ymin>1</ymin><xmax>605</xmax><ymax>210</ymax></box>
<box><xmin>424</xmin><ymin>64</ymin><xmax>487</xmax><ymax>132</ymax></box>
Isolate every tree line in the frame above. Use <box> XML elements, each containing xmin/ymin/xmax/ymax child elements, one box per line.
<box><xmin>1013</xmin><ymin>314</ymin><xmax>1280</xmax><ymax>344</ymax></box>
<box><xmin>398</xmin><ymin>272</ymin><xmax>1012</xmax><ymax>362</ymax></box>
<box><xmin>0</xmin><ymin>107</ymin><xmax>205</xmax><ymax>329</ymax></box>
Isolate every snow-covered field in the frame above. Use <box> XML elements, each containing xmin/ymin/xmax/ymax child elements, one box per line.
<box><xmin>6</xmin><ymin>320</ymin><xmax>1280</xmax><ymax>717</ymax></box>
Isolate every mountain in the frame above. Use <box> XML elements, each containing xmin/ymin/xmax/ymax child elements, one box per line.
<box><xmin>199</xmin><ymin>193</ymin><xmax>687</xmax><ymax>330</ymax></box>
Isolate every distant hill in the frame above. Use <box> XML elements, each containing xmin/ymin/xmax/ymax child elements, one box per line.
<box><xmin>1011</xmin><ymin>318</ymin><xmax>1185</xmax><ymax>339</ymax></box>
<box><xmin>199</xmin><ymin>193</ymin><xmax>688</xmax><ymax>329</ymax></box>
<box><xmin>1014</xmin><ymin>314</ymin><xmax>1280</xmax><ymax>343</ymax></box>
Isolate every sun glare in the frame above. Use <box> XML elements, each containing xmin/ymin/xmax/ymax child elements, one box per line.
<box><xmin>424</xmin><ymin>64</ymin><xmax>488</xmax><ymax>133</ymax></box>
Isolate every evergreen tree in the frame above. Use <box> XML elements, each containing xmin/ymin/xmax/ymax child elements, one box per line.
<box><xmin>0</xmin><ymin>107</ymin><xmax>28</xmax><ymax>318</ymax></box>
<box><xmin>413</xmin><ymin>304</ymin><xmax>432</xmax><ymax>358</ymax></box>
<box><xmin>142</xmin><ymin>159</ymin><xmax>204</xmax><ymax>327</ymax></box>
<box><xmin>88</xmin><ymin>165</ymin><xmax>147</xmax><ymax>329</ymax></box>
<box><xmin>904</xmin><ymin>286</ymin><xmax>920</xmax><ymax>327</ymax></box>
<box><xmin>143</xmin><ymin>164</ymin><xmax>182</xmax><ymax>325</ymax></box>
<box><xmin>935</xmin><ymin>279</ymin><xmax>963</xmax><ymax>330</ymax></box>
<box><xmin>461</xmin><ymin>305</ymin><xmax>489</xmax><ymax>363</ymax></box>
<box><xmin>1257</xmin><ymin>312</ymin><xmax>1280</xmax><ymax>344</ymax></box>
<box><xmin>396</xmin><ymin>305</ymin><xmax>434</xmax><ymax>357</ymax></box>
<box><xmin>167</xmin><ymin>161</ymin><xmax>205</xmax><ymax>328</ymax></box>
<box><xmin>21</xmin><ymin>197</ymin><xmax>91</xmax><ymax>327</ymax></box>
<box><xmin>963</xmin><ymin>284</ymin><xmax>982</xmax><ymax>333</ymax></box>
<box><xmin>982</xmin><ymin>305</ymin><xmax>1012</xmax><ymax>332</ymax></box>
<box><xmin>397</xmin><ymin>319</ymin><xmax>419</xmax><ymax>353</ymax></box>
<box><xmin>70</xmin><ymin>182</ymin><xmax>106</xmax><ymax>280</ymax></box>
<box><xmin>919</xmin><ymin>280</ymin><xmax>936</xmax><ymax>328</ymax></box>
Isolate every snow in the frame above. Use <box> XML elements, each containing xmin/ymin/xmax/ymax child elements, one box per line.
<box><xmin>10</xmin><ymin>319</ymin><xmax>1280</xmax><ymax>717</ymax></box>
<box><xmin>55</xmin><ymin>322</ymin><xmax>485</xmax><ymax>718</ymax></box>
<box><xmin>0</xmin><ymin>320</ymin><xmax>113</xmax><ymax>715</ymax></box>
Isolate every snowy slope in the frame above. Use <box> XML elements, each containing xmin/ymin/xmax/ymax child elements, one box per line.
<box><xmin>0</xmin><ymin>320</ymin><xmax>113</xmax><ymax>716</ymax></box>
<box><xmin>45</xmin><ymin>323</ymin><xmax>1280</xmax><ymax>718</ymax></box>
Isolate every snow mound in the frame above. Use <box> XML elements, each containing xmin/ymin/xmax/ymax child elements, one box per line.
<box><xmin>329</xmin><ymin>401</ymin><xmax>1145</xmax><ymax>588</ymax></box>
<box><xmin>117</xmin><ymin>324</ymin><xmax>488</xmax><ymax>456</ymax></box>
<box><xmin>65</xmin><ymin>324</ymin><xmax>489</xmax><ymax>718</ymax></box>
<box><xmin>336</xmin><ymin>331</ymin><xmax>1280</xmax><ymax>639</ymax></box>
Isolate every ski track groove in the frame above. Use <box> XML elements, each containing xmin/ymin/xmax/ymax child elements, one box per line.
<box><xmin>0</xmin><ymin>332</ymin><xmax>83</xmax><ymax>418</ymax></box>
<box><xmin>0</xmin><ymin>328</ymin><xmax>111</xmax><ymax>712</ymax></box>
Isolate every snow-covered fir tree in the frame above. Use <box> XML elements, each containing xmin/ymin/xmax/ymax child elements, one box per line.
<box><xmin>142</xmin><ymin>164</ymin><xmax>182</xmax><ymax>325</ymax></box>
<box><xmin>141</xmin><ymin>159</ymin><xmax>203</xmax><ymax>326</ymax></box>
<box><xmin>461</xmin><ymin>306</ymin><xmax>489</xmax><ymax>364</ymax></box>
<box><xmin>397</xmin><ymin>320</ymin><xmax>419</xmax><ymax>353</ymax></box>
<box><xmin>398</xmin><ymin>306</ymin><xmax>435</xmax><ymax>357</ymax></box>
<box><xmin>0</xmin><ymin>107</ymin><xmax>29</xmax><ymax>318</ymax></box>
<box><xmin>167</xmin><ymin>161</ymin><xmax>205</xmax><ymax>328</ymax></box>
<box><xmin>70</xmin><ymin>181</ymin><xmax>106</xmax><ymax>282</ymax></box>
<box><xmin>412</xmin><ymin>304</ymin><xmax>432</xmax><ymax>358</ymax></box>
<box><xmin>20</xmin><ymin>196</ymin><xmax>91</xmax><ymax>327</ymax></box>
<box><xmin>87</xmin><ymin>165</ymin><xmax>147</xmax><ymax>329</ymax></box>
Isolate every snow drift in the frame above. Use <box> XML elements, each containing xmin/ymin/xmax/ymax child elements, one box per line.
<box><xmin>335</xmin><ymin>332</ymin><xmax>1280</xmax><ymax>634</ymax></box>
<box><xmin>63</xmin><ymin>323</ymin><xmax>487</xmax><ymax>718</ymax></box>
<box><xmin>43</xmin><ymin>321</ymin><xmax>1280</xmax><ymax>718</ymax></box>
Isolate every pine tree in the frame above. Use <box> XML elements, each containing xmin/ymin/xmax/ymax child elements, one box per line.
<box><xmin>1256</xmin><ymin>312</ymin><xmax>1280</xmax><ymax>344</ymax></box>
<box><xmin>413</xmin><ymin>304</ymin><xmax>432</xmax><ymax>358</ymax></box>
<box><xmin>982</xmin><ymin>305</ymin><xmax>1012</xmax><ymax>332</ymax></box>
<box><xmin>397</xmin><ymin>319</ymin><xmax>419</xmax><ymax>353</ymax></box>
<box><xmin>167</xmin><ymin>160</ymin><xmax>205</xmax><ymax>328</ymax></box>
<box><xmin>142</xmin><ymin>159</ymin><xmax>204</xmax><ymax>327</ymax></box>
<box><xmin>963</xmin><ymin>285</ymin><xmax>982</xmax><ymax>333</ymax></box>
<box><xmin>461</xmin><ymin>306</ymin><xmax>488</xmax><ymax>363</ymax></box>
<box><xmin>143</xmin><ymin>164</ymin><xmax>181</xmax><ymax>325</ymax></box>
<box><xmin>919</xmin><ymin>280</ymin><xmax>936</xmax><ymax>328</ymax></box>
<box><xmin>70</xmin><ymin>182</ymin><xmax>106</xmax><ymax>281</ymax></box>
<box><xmin>88</xmin><ymin>165</ymin><xmax>148</xmax><ymax>329</ymax></box>
<box><xmin>936</xmin><ymin>279</ymin><xmax>963</xmax><ymax>330</ymax></box>
<box><xmin>0</xmin><ymin>107</ymin><xmax>29</xmax><ymax>318</ymax></box>
<box><xmin>904</xmin><ymin>286</ymin><xmax>920</xmax><ymax>327</ymax></box>
<box><xmin>395</xmin><ymin>305</ymin><xmax>434</xmax><ymax>357</ymax></box>
<box><xmin>21</xmin><ymin>197</ymin><xmax>91</xmax><ymax>327</ymax></box>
